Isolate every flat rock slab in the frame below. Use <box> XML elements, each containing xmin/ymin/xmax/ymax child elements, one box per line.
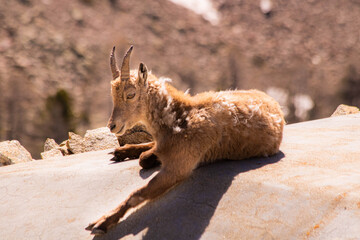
<box><xmin>1</xmin><ymin>114</ymin><xmax>360</xmax><ymax>240</ymax></box>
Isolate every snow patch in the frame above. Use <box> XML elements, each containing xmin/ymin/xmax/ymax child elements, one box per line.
<box><xmin>168</xmin><ymin>0</ymin><xmax>220</xmax><ymax>25</ymax></box>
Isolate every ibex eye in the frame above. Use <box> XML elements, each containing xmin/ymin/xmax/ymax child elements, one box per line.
<box><xmin>127</xmin><ymin>93</ymin><xmax>135</xmax><ymax>99</ymax></box>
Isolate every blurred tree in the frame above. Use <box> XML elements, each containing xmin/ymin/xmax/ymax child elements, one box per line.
<box><xmin>340</xmin><ymin>65</ymin><xmax>360</xmax><ymax>107</ymax></box>
<box><xmin>4</xmin><ymin>70</ymin><xmax>28</xmax><ymax>141</ymax></box>
<box><xmin>43</xmin><ymin>89</ymin><xmax>76</xmax><ymax>143</ymax></box>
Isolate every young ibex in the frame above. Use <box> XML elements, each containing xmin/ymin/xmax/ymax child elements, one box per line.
<box><xmin>86</xmin><ymin>46</ymin><xmax>285</xmax><ymax>235</ymax></box>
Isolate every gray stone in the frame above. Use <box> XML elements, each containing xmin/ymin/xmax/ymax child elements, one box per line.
<box><xmin>59</xmin><ymin>140</ymin><xmax>70</xmax><ymax>156</ymax></box>
<box><xmin>41</xmin><ymin>138</ymin><xmax>70</xmax><ymax>158</ymax></box>
<box><xmin>59</xmin><ymin>145</ymin><xmax>70</xmax><ymax>155</ymax></box>
<box><xmin>44</xmin><ymin>138</ymin><xmax>59</xmax><ymax>152</ymax></box>
<box><xmin>83</xmin><ymin>127</ymin><xmax>120</xmax><ymax>152</ymax></box>
<box><xmin>40</xmin><ymin>149</ymin><xmax>63</xmax><ymax>160</ymax></box>
<box><xmin>0</xmin><ymin>114</ymin><xmax>360</xmax><ymax>239</ymax></box>
<box><xmin>62</xmin><ymin>128</ymin><xmax>120</xmax><ymax>156</ymax></box>
<box><xmin>0</xmin><ymin>140</ymin><xmax>33</xmax><ymax>166</ymax></box>
<box><xmin>331</xmin><ymin>104</ymin><xmax>359</xmax><ymax>117</ymax></box>
<box><xmin>67</xmin><ymin>132</ymin><xmax>85</xmax><ymax>154</ymax></box>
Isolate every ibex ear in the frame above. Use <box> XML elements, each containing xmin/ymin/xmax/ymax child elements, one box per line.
<box><xmin>138</xmin><ymin>62</ymin><xmax>148</xmax><ymax>86</ymax></box>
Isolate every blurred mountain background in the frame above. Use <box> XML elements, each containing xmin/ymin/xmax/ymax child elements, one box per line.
<box><xmin>1</xmin><ymin>0</ymin><xmax>359</xmax><ymax>158</ymax></box>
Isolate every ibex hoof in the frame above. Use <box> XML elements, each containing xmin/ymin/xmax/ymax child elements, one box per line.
<box><xmin>85</xmin><ymin>220</ymin><xmax>109</xmax><ymax>235</ymax></box>
<box><xmin>86</xmin><ymin>212</ymin><xmax>119</xmax><ymax>235</ymax></box>
<box><xmin>85</xmin><ymin>223</ymin><xmax>93</xmax><ymax>231</ymax></box>
<box><xmin>110</xmin><ymin>155</ymin><xmax>125</xmax><ymax>162</ymax></box>
<box><xmin>109</xmin><ymin>147</ymin><xmax>130</xmax><ymax>162</ymax></box>
<box><xmin>91</xmin><ymin>227</ymin><xmax>106</xmax><ymax>236</ymax></box>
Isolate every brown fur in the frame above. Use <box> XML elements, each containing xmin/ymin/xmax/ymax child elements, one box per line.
<box><xmin>117</xmin><ymin>123</ymin><xmax>152</xmax><ymax>146</ymax></box>
<box><xmin>86</xmin><ymin>47</ymin><xmax>285</xmax><ymax>235</ymax></box>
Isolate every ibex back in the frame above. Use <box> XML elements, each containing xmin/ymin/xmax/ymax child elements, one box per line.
<box><xmin>86</xmin><ymin>46</ymin><xmax>285</xmax><ymax>235</ymax></box>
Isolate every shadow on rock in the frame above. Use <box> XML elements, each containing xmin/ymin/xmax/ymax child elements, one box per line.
<box><xmin>139</xmin><ymin>166</ymin><xmax>160</xmax><ymax>180</ymax></box>
<box><xmin>93</xmin><ymin>151</ymin><xmax>285</xmax><ymax>240</ymax></box>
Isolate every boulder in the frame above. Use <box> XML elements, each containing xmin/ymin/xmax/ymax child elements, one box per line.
<box><xmin>0</xmin><ymin>140</ymin><xmax>33</xmax><ymax>166</ymax></box>
<box><xmin>67</xmin><ymin>128</ymin><xmax>120</xmax><ymax>154</ymax></box>
<box><xmin>331</xmin><ymin>104</ymin><xmax>359</xmax><ymax>117</ymax></box>
<box><xmin>84</xmin><ymin>127</ymin><xmax>120</xmax><ymax>152</ymax></box>
<box><xmin>40</xmin><ymin>127</ymin><xmax>129</xmax><ymax>159</ymax></box>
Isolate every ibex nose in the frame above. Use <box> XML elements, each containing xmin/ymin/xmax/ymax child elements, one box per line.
<box><xmin>108</xmin><ymin>123</ymin><xmax>116</xmax><ymax>132</ymax></box>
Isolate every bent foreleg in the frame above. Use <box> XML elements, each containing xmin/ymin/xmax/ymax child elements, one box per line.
<box><xmin>110</xmin><ymin>142</ymin><xmax>155</xmax><ymax>162</ymax></box>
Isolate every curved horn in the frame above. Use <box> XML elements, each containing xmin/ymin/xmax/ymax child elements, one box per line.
<box><xmin>110</xmin><ymin>46</ymin><xmax>120</xmax><ymax>80</ymax></box>
<box><xmin>120</xmin><ymin>45</ymin><xmax>133</xmax><ymax>82</ymax></box>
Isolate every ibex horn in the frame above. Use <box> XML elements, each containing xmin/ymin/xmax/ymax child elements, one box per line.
<box><xmin>120</xmin><ymin>45</ymin><xmax>133</xmax><ymax>82</ymax></box>
<box><xmin>110</xmin><ymin>46</ymin><xmax>120</xmax><ymax>80</ymax></box>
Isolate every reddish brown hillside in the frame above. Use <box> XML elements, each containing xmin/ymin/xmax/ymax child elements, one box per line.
<box><xmin>0</xmin><ymin>0</ymin><xmax>224</xmax><ymax>157</ymax></box>
<box><xmin>1</xmin><ymin>0</ymin><xmax>359</xmax><ymax>157</ymax></box>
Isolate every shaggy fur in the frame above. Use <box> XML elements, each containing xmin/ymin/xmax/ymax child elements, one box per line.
<box><xmin>86</xmin><ymin>47</ymin><xmax>285</xmax><ymax>235</ymax></box>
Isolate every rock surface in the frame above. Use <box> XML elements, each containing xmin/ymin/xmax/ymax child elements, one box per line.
<box><xmin>0</xmin><ymin>140</ymin><xmax>33</xmax><ymax>166</ymax></box>
<box><xmin>331</xmin><ymin>104</ymin><xmax>359</xmax><ymax>117</ymax></box>
<box><xmin>0</xmin><ymin>114</ymin><xmax>359</xmax><ymax>239</ymax></box>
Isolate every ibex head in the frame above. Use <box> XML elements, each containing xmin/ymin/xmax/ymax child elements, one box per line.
<box><xmin>107</xmin><ymin>46</ymin><xmax>149</xmax><ymax>136</ymax></box>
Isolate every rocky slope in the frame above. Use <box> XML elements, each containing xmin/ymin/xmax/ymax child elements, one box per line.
<box><xmin>1</xmin><ymin>0</ymin><xmax>359</xmax><ymax>157</ymax></box>
<box><xmin>213</xmin><ymin>0</ymin><xmax>360</xmax><ymax>118</ymax></box>
<box><xmin>0</xmin><ymin>0</ymin><xmax>224</xmax><ymax>157</ymax></box>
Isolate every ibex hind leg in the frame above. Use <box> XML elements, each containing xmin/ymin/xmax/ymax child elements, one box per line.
<box><xmin>139</xmin><ymin>148</ymin><xmax>161</xmax><ymax>169</ymax></box>
<box><xmin>86</xmin><ymin>166</ymin><xmax>194</xmax><ymax>235</ymax></box>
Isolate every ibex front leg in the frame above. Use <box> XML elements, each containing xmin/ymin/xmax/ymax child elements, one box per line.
<box><xmin>110</xmin><ymin>142</ymin><xmax>154</xmax><ymax>162</ymax></box>
<box><xmin>85</xmin><ymin>166</ymin><xmax>193</xmax><ymax>235</ymax></box>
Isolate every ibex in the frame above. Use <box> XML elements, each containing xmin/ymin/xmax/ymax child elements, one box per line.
<box><xmin>86</xmin><ymin>46</ymin><xmax>285</xmax><ymax>235</ymax></box>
